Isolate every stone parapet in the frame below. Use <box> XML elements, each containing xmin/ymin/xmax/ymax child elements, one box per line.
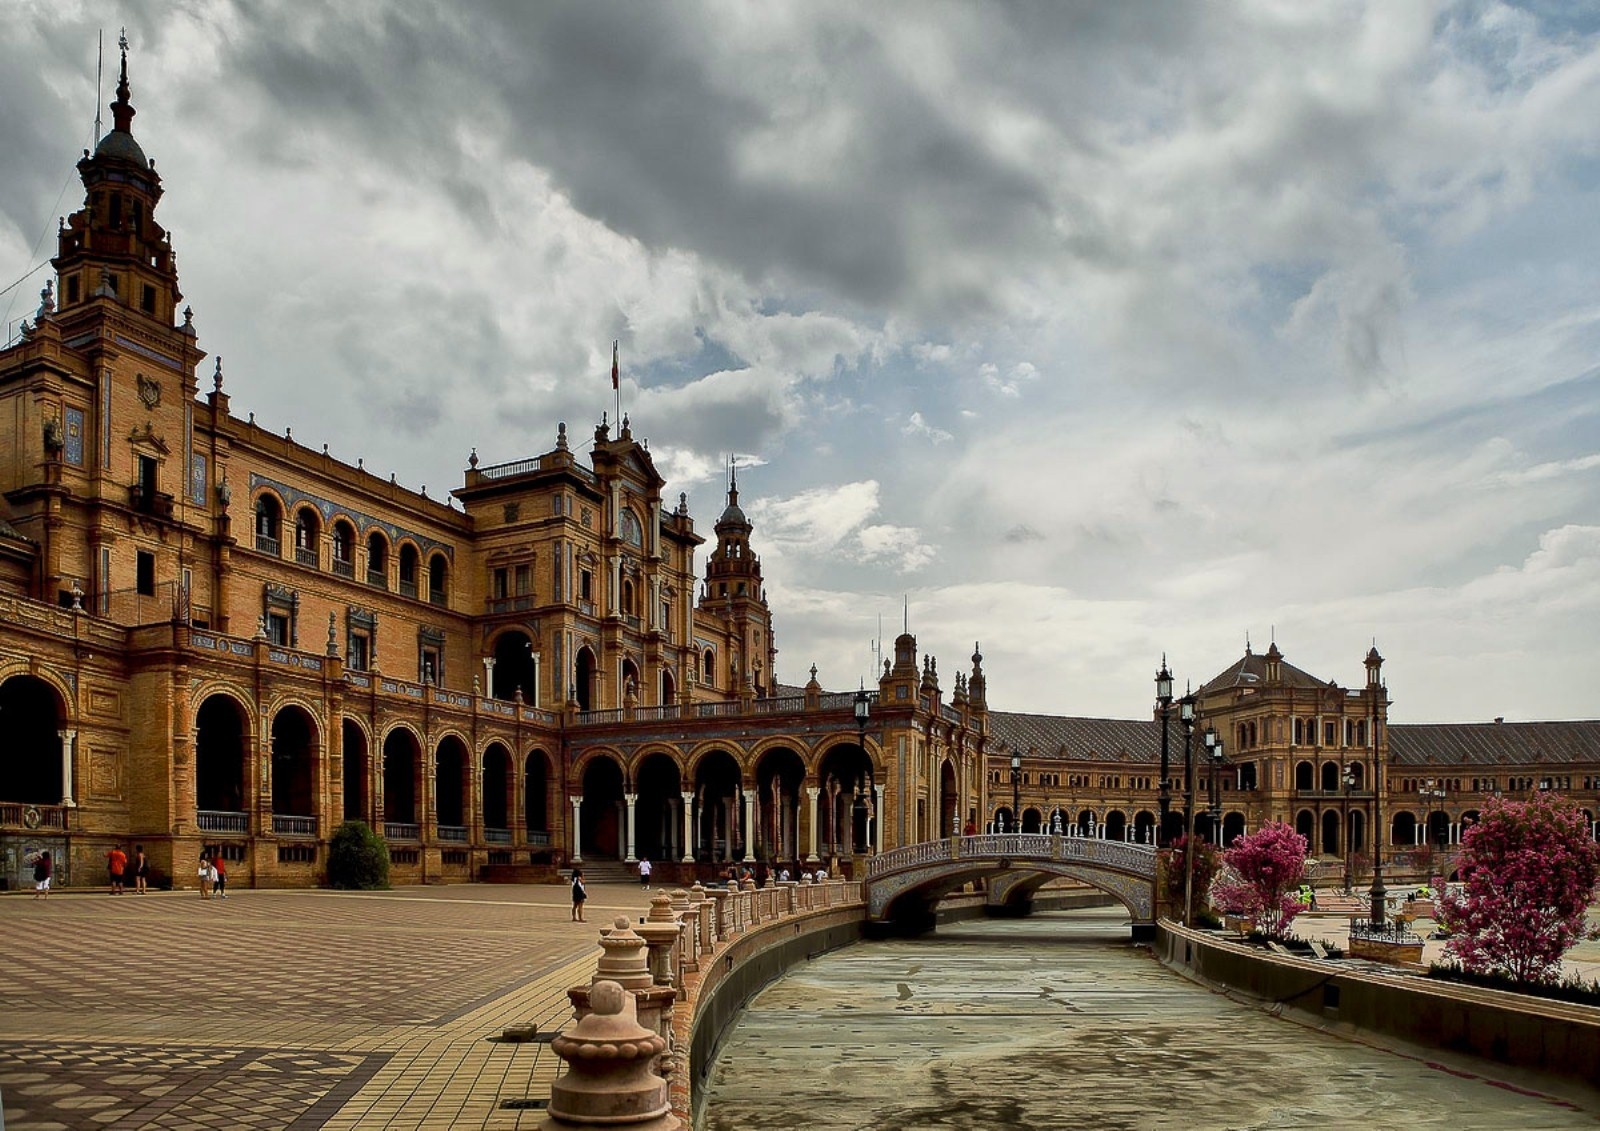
<box><xmin>1157</xmin><ymin>920</ymin><xmax>1600</xmax><ymax>1091</ymax></box>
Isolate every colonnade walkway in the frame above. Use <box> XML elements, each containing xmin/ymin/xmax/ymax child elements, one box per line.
<box><xmin>0</xmin><ymin>883</ymin><xmax>648</xmax><ymax>1129</ymax></box>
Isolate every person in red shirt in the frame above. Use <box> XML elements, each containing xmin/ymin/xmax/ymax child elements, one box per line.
<box><xmin>107</xmin><ymin>845</ymin><xmax>128</xmax><ymax>895</ymax></box>
<box><xmin>213</xmin><ymin>850</ymin><xmax>228</xmax><ymax>899</ymax></box>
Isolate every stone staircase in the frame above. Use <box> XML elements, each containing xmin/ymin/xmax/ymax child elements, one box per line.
<box><xmin>568</xmin><ymin>859</ymin><xmax>638</xmax><ymax>885</ymax></box>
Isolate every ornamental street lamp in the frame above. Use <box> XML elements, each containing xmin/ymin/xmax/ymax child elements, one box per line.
<box><xmin>1155</xmin><ymin>657</ymin><xmax>1174</xmax><ymax>848</ymax></box>
<box><xmin>1179</xmin><ymin>687</ymin><xmax>1197</xmax><ymax>926</ymax></box>
<box><xmin>1368</xmin><ymin>691</ymin><xmax>1387</xmax><ymax>927</ymax></box>
<box><xmin>1419</xmin><ymin>779</ymin><xmax>1447</xmax><ymax>850</ymax></box>
<box><xmin>1010</xmin><ymin>753</ymin><xmax>1022</xmax><ymax>835</ymax></box>
<box><xmin>1205</xmin><ymin>727</ymin><xmax>1224</xmax><ymax>847</ymax></box>
<box><xmin>1342</xmin><ymin>764</ymin><xmax>1358</xmax><ymax>893</ymax></box>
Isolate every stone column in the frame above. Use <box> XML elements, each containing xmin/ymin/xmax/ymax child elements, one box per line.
<box><xmin>571</xmin><ymin>796</ymin><xmax>584</xmax><ymax>864</ymax></box>
<box><xmin>58</xmin><ymin>728</ymin><xmax>77</xmax><ymax>807</ymax></box>
<box><xmin>805</xmin><ymin>786</ymin><xmax>821</xmax><ymax>862</ymax></box>
<box><xmin>741</xmin><ymin>788</ymin><xmax>756</xmax><ymax>863</ymax></box>
<box><xmin>679</xmin><ymin>791</ymin><xmax>695</xmax><ymax>863</ymax></box>
<box><xmin>625</xmin><ymin>792</ymin><xmax>639</xmax><ymax>863</ymax></box>
<box><xmin>874</xmin><ymin>783</ymin><xmax>885</xmax><ymax>854</ymax></box>
<box><xmin>483</xmin><ymin>656</ymin><xmax>495</xmax><ymax>696</ymax></box>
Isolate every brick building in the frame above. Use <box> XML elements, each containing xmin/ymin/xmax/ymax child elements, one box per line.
<box><xmin>1</xmin><ymin>48</ymin><xmax>1594</xmax><ymax>892</ymax></box>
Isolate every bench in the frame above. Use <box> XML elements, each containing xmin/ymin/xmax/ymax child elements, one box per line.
<box><xmin>1313</xmin><ymin>894</ymin><xmax>1365</xmax><ymax>915</ymax></box>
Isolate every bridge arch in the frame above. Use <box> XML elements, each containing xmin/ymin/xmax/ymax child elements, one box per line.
<box><xmin>866</xmin><ymin>834</ymin><xmax>1157</xmax><ymax>937</ymax></box>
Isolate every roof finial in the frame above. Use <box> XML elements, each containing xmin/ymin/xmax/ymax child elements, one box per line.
<box><xmin>727</xmin><ymin>454</ymin><xmax>739</xmax><ymax>505</ymax></box>
<box><xmin>1244</xmin><ymin>630</ymin><xmax>1251</xmax><ymax>656</ymax></box>
<box><xmin>111</xmin><ymin>27</ymin><xmax>135</xmax><ymax>135</ymax></box>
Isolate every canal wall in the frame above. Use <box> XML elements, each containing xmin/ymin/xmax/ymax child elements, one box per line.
<box><xmin>673</xmin><ymin>883</ymin><xmax>867</xmax><ymax>1128</ymax></box>
<box><xmin>1157</xmin><ymin>921</ymin><xmax>1600</xmax><ymax>1091</ymax></box>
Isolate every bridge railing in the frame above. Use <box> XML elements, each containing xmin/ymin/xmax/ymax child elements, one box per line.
<box><xmin>867</xmin><ymin>833</ymin><xmax>1157</xmax><ymax>879</ymax></box>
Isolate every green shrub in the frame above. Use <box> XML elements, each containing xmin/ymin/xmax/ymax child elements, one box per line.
<box><xmin>327</xmin><ymin>820</ymin><xmax>390</xmax><ymax>890</ymax></box>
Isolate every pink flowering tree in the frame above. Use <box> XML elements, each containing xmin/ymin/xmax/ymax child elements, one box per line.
<box><xmin>1157</xmin><ymin>834</ymin><xmax>1221</xmax><ymax>914</ymax></box>
<box><xmin>1438</xmin><ymin>793</ymin><xmax>1600</xmax><ymax>986</ymax></box>
<box><xmin>1211</xmin><ymin>821</ymin><xmax>1309</xmax><ymax>938</ymax></box>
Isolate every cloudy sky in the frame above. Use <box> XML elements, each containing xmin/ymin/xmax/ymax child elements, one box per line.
<box><xmin>4</xmin><ymin>2</ymin><xmax>1598</xmax><ymax>723</ymax></box>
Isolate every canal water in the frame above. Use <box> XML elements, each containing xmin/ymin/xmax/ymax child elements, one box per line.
<box><xmin>701</xmin><ymin>906</ymin><xmax>1600</xmax><ymax>1130</ymax></box>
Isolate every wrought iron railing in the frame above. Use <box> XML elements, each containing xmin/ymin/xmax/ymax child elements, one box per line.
<box><xmin>1349</xmin><ymin>918</ymin><xmax>1424</xmax><ymax>945</ymax></box>
<box><xmin>332</xmin><ymin>558</ymin><xmax>355</xmax><ymax>579</ymax></box>
<box><xmin>295</xmin><ymin>546</ymin><xmax>318</xmax><ymax>568</ymax></box>
<box><xmin>255</xmin><ymin>534</ymin><xmax>280</xmax><ymax>556</ymax></box>
<box><xmin>366</xmin><ymin>568</ymin><xmax>387</xmax><ymax>588</ymax></box>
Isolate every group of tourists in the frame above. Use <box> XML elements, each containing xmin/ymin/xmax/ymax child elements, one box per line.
<box><xmin>197</xmin><ymin>848</ymin><xmax>229</xmax><ymax>899</ymax></box>
<box><xmin>105</xmin><ymin>844</ymin><xmax>150</xmax><ymax>895</ymax></box>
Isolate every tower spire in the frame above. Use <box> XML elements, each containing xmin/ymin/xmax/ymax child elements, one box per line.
<box><xmin>111</xmin><ymin>27</ymin><xmax>135</xmax><ymax>135</ymax></box>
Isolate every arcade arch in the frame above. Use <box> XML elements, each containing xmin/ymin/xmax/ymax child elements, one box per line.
<box><xmin>756</xmin><ymin>747</ymin><xmax>805</xmax><ymax>865</ymax></box>
<box><xmin>383</xmin><ymin>728</ymin><xmax>422</xmax><ymax>825</ymax></box>
<box><xmin>435</xmin><ymin>736</ymin><xmax>469</xmax><ymax>830</ymax></box>
<box><xmin>692</xmin><ymin>749</ymin><xmax>743</xmax><ymax>864</ymax></box>
<box><xmin>195</xmin><ymin>694</ymin><xmax>246</xmax><ymax>814</ymax></box>
<box><xmin>269</xmin><ymin>706</ymin><xmax>317</xmax><ymax>817</ymax></box>
<box><xmin>635</xmin><ymin>750</ymin><xmax>683</xmax><ymax>863</ymax></box>
<box><xmin>579</xmin><ymin>753</ymin><xmax>625</xmax><ymax>859</ymax></box>
<box><xmin>492</xmin><ymin>631</ymin><xmax>538</xmax><ymax>702</ymax></box>
<box><xmin>817</xmin><ymin>741</ymin><xmax>876</xmax><ymax>858</ymax></box>
<box><xmin>525</xmin><ymin>748</ymin><xmax>554</xmax><ymax>841</ymax></box>
<box><xmin>0</xmin><ymin>675</ymin><xmax>65</xmax><ymax>804</ymax></box>
<box><xmin>342</xmin><ymin>719</ymin><xmax>368</xmax><ymax>822</ymax></box>
<box><xmin>482</xmin><ymin>742</ymin><xmax>513</xmax><ymax>832</ymax></box>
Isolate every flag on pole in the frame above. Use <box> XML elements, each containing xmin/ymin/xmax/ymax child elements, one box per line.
<box><xmin>611</xmin><ymin>341</ymin><xmax>619</xmax><ymax>390</ymax></box>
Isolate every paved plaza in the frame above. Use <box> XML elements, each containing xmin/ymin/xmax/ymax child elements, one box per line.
<box><xmin>0</xmin><ymin>882</ymin><xmax>651</xmax><ymax>1130</ymax></box>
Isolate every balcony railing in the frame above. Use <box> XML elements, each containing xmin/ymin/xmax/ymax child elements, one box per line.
<box><xmin>485</xmin><ymin>828</ymin><xmax>513</xmax><ymax>845</ymax></box>
<box><xmin>384</xmin><ymin>822</ymin><xmax>421</xmax><ymax>842</ymax></box>
<box><xmin>197</xmin><ymin>809</ymin><xmax>248</xmax><ymax>833</ymax></box>
<box><xmin>272</xmin><ymin>814</ymin><xmax>318</xmax><ymax>837</ymax></box>
<box><xmin>1</xmin><ymin>802</ymin><xmax>68</xmax><ymax>831</ymax></box>
<box><xmin>367</xmin><ymin>568</ymin><xmax>388</xmax><ymax>588</ymax></box>
<box><xmin>295</xmin><ymin>546</ymin><xmax>318</xmax><ymax>568</ymax></box>
<box><xmin>399</xmin><ymin>580</ymin><xmax>418</xmax><ymax>599</ymax></box>
<box><xmin>255</xmin><ymin>534</ymin><xmax>280</xmax><ymax>556</ymax></box>
<box><xmin>129</xmin><ymin>484</ymin><xmax>176</xmax><ymax>519</ymax></box>
<box><xmin>438</xmin><ymin>824</ymin><xmax>469</xmax><ymax>842</ymax></box>
<box><xmin>488</xmin><ymin>595</ymin><xmax>536</xmax><ymax>614</ymax></box>
<box><xmin>428</xmin><ymin>589</ymin><xmax>447</xmax><ymax>607</ymax></box>
<box><xmin>527</xmin><ymin>830</ymin><xmax>551</xmax><ymax>847</ymax></box>
<box><xmin>332</xmin><ymin>558</ymin><xmax>355</xmax><ymax>579</ymax></box>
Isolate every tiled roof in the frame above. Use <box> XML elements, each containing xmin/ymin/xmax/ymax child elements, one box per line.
<box><xmin>988</xmin><ymin>710</ymin><xmax>1161</xmax><ymax>764</ymax></box>
<box><xmin>1389</xmin><ymin>721</ymin><xmax>1600</xmax><ymax>767</ymax></box>
<box><xmin>1198</xmin><ymin>650</ymin><xmax>1329</xmax><ymax>695</ymax></box>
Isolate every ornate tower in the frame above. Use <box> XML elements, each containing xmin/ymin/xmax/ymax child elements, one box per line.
<box><xmin>53</xmin><ymin>35</ymin><xmax>185</xmax><ymax>325</ymax></box>
<box><xmin>700</xmin><ymin>460</ymin><xmax>776</xmax><ymax>695</ymax></box>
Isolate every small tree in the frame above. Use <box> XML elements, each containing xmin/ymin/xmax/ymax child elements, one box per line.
<box><xmin>1212</xmin><ymin>821</ymin><xmax>1308</xmax><ymax>938</ymax></box>
<box><xmin>1438</xmin><ymin>793</ymin><xmax>1600</xmax><ymax>985</ymax></box>
<box><xmin>328</xmin><ymin>819</ymin><xmax>390</xmax><ymax>890</ymax></box>
<box><xmin>1158</xmin><ymin>835</ymin><xmax>1221</xmax><ymax>914</ymax></box>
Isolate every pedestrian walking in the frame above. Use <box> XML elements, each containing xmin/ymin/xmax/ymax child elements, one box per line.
<box><xmin>33</xmin><ymin>850</ymin><xmax>51</xmax><ymax>897</ymax></box>
<box><xmin>570</xmin><ymin>868</ymin><xmax>587</xmax><ymax>922</ymax></box>
<box><xmin>213</xmin><ymin>851</ymin><xmax>228</xmax><ymax>899</ymax></box>
<box><xmin>198</xmin><ymin>848</ymin><xmax>213</xmax><ymax>899</ymax></box>
<box><xmin>133</xmin><ymin>844</ymin><xmax>149</xmax><ymax>894</ymax></box>
<box><xmin>638</xmin><ymin>857</ymin><xmax>652</xmax><ymax>886</ymax></box>
<box><xmin>107</xmin><ymin>844</ymin><xmax>128</xmax><ymax>895</ymax></box>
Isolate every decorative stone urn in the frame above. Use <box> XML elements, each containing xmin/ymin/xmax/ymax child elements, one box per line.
<box><xmin>541</xmin><ymin>979</ymin><xmax>679</xmax><ymax>1130</ymax></box>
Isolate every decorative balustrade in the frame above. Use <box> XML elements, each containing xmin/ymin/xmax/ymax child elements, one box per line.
<box><xmin>1</xmin><ymin>802</ymin><xmax>68</xmax><ymax>831</ymax></box>
<box><xmin>197</xmin><ymin>810</ymin><xmax>248</xmax><ymax>834</ymax></box>
<box><xmin>527</xmin><ymin>830</ymin><xmax>552</xmax><ymax>847</ymax></box>
<box><xmin>485</xmin><ymin>828</ymin><xmax>513</xmax><ymax>845</ymax></box>
<box><xmin>867</xmin><ymin>833</ymin><xmax>1158</xmax><ymax>879</ymax></box>
<box><xmin>438</xmin><ymin>824</ymin><xmax>469</xmax><ymax>842</ymax></box>
<box><xmin>272</xmin><ymin>814</ymin><xmax>317</xmax><ymax>837</ymax></box>
<box><xmin>384</xmin><ymin>822</ymin><xmax>421</xmax><ymax>842</ymax></box>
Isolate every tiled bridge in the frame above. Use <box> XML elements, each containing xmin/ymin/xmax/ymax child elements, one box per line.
<box><xmin>864</xmin><ymin>833</ymin><xmax>1159</xmax><ymax>937</ymax></box>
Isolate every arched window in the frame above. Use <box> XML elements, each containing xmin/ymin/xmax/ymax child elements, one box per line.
<box><xmin>622</xmin><ymin>578</ymin><xmax>636</xmax><ymax>617</ymax></box>
<box><xmin>399</xmin><ymin>544</ymin><xmax>419</xmax><ymax>598</ymax></box>
<box><xmin>254</xmin><ymin>496</ymin><xmax>282</xmax><ymax>555</ymax></box>
<box><xmin>702</xmin><ymin>649</ymin><xmax>715</xmax><ymax>686</ymax></box>
<box><xmin>366</xmin><ymin>531</ymin><xmax>389</xmax><ymax>587</ymax></box>
<box><xmin>619</xmin><ymin>508</ymin><xmax>643</xmax><ymax>547</ymax></box>
<box><xmin>331</xmin><ymin>520</ymin><xmax>356</xmax><ymax>578</ymax></box>
<box><xmin>294</xmin><ymin>508</ymin><xmax>321</xmax><ymax>568</ymax></box>
<box><xmin>1294</xmin><ymin>760</ymin><xmax>1314</xmax><ymax>791</ymax></box>
<box><xmin>428</xmin><ymin>553</ymin><xmax>449</xmax><ymax>607</ymax></box>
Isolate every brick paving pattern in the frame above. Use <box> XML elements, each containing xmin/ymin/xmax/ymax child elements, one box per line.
<box><xmin>0</xmin><ymin>884</ymin><xmax>648</xmax><ymax>1130</ymax></box>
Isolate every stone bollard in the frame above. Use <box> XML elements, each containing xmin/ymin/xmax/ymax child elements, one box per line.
<box><xmin>541</xmin><ymin>980</ymin><xmax>679</xmax><ymax>1131</ymax></box>
<box><xmin>572</xmin><ymin>917</ymin><xmax>678</xmax><ymax>1088</ymax></box>
<box><xmin>638</xmin><ymin>891</ymin><xmax>682</xmax><ymax>988</ymax></box>
<box><xmin>688</xmin><ymin>883</ymin><xmax>712</xmax><ymax>954</ymax></box>
<box><xmin>710</xmin><ymin>887</ymin><xmax>732</xmax><ymax>941</ymax></box>
<box><xmin>669</xmin><ymin>888</ymin><xmax>697</xmax><ymax>976</ymax></box>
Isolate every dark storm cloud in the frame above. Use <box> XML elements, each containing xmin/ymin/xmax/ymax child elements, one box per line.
<box><xmin>211</xmin><ymin>1</ymin><xmax>1072</xmax><ymax>322</ymax></box>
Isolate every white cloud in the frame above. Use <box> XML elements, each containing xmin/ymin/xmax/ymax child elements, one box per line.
<box><xmin>902</xmin><ymin>412</ymin><xmax>952</xmax><ymax>444</ymax></box>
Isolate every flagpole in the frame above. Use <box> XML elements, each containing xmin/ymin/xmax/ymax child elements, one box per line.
<box><xmin>612</xmin><ymin>340</ymin><xmax>621</xmax><ymax>432</ymax></box>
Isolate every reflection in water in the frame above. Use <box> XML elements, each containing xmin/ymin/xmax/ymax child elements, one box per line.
<box><xmin>703</xmin><ymin>907</ymin><xmax>1600</xmax><ymax>1130</ymax></box>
